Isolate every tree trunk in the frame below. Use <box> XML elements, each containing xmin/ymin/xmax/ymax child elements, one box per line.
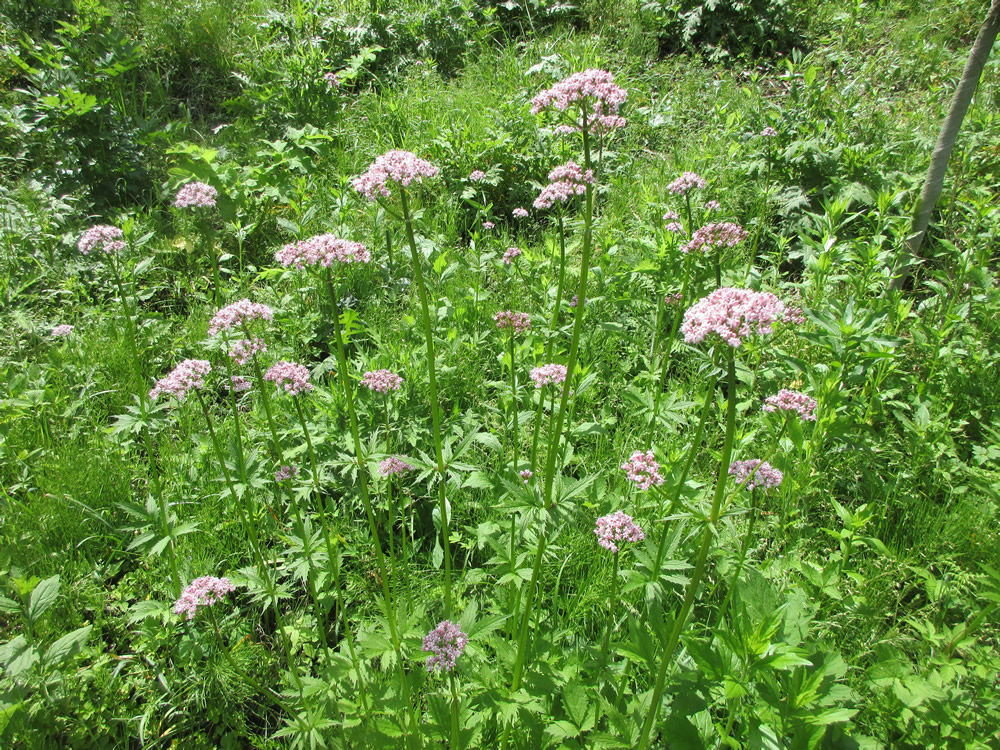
<box><xmin>889</xmin><ymin>0</ymin><xmax>1000</xmax><ymax>291</ymax></box>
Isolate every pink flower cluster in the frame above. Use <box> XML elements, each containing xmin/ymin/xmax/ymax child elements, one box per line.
<box><xmin>503</xmin><ymin>246</ymin><xmax>522</xmax><ymax>265</ymax></box>
<box><xmin>729</xmin><ymin>459</ymin><xmax>783</xmax><ymax>491</ymax></box>
<box><xmin>520</xmin><ymin>469</ymin><xmax>533</xmax><ymax>484</ymax></box>
<box><xmin>667</xmin><ymin>171</ymin><xmax>707</xmax><ymax>195</ymax></box>
<box><xmin>512</xmin><ymin>207</ymin><xmax>529</xmax><ymax>219</ymax></box>
<box><xmin>228</xmin><ymin>375</ymin><xmax>252</xmax><ymax>393</ymax></box>
<box><xmin>533</xmin><ymin>161</ymin><xmax>594</xmax><ymax>210</ymax></box>
<box><xmin>174</xmin><ymin>576</ymin><xmax>235</xmax><ymax>620</ymax></box>
<box><xmin>494</xmin><ymin>310</ymin><xmax>531</xmax><ymax>334</ymax></box>
<box><xmin>681</xmin><ymin>222</ymin><xmax>749</xmax><ymax>254</ymax></box>
<box><xmin>531</xmin><ymin>69</ymin><xmax>627</xmax><ymax>133</ymax></box>
<box><xmin>783</xmin><ymin>306</ymin><xmax>806</xmax><ymax>325</ymax></box>
<box><xmin>174</xmin><ymin>182</ymin><xmax>217</xmax><ymax>209</ymax></box>
<box><xmin>530</xmin><ymin>363</ymin><xmax>567</xmax><ymax>388</ymax></box>
<box><xmin>275</xmin><ymin>464</ymin><xmax>299</xmax><ymax>482</ymax></box>
<box><xmin>361</xmin><ymin>369</ymin><xmax>403</xmax><ymax>394</ymax></box>
<box><xmin>149</xmin><ymin>359</ymin><xmax>212</xmax><ymax>402</ymax></box>
<box><xmin>763</xmin><ymin>389</ymin><xmax>817</xmax><ymax>421</ymax></box>
<box><xmin>665</xmin><ymin>222</ymin><xmax>684</xmax><ymax>234</ymax></box>
<box><xmin>482</xmin><ymin>221</ymin><xmax>495</xmax><ymax>230</ymax></box>
<box><xmin>681</xmin><ymin>288</ymin><xmax>786</xmax><ymax>348</ymax></box>
<box><xmin>469</xmin><ymin>169</ymin><xmax>486</xmax><ymax>182</ymax></box>
<box><xmin>621</xmin><ymin>450</ymin><xmax>664</xmax><ymax>491</ymax></box>
<box><xmin>760</xmin><ymin>126</ymin><xmax>778</xmax><ymax>137</ymax></box>
<box><xmin>594</xmin><ymin>510</ymin><xmax>645</xmax><ymax>553</ymax></box>
<box><xmin>705</xmin><ymin>200</ymin><xmax>721</xmax><ymax>212</ymax></box>
<box><xmin>229</xmin><ymin>337</ymin><xmax>267</xmax><ymax>365</ymax></box>
<box><xmin>274</xmin><ymin>234</ymin><xmax>371</xmax><ymax>268</ymax></box>
<box><xmin>379</xmin><ymin>456</ymin><xmax>415</xmax><ymax>476</ymax></box>
<box><xmin>264</xmin><ymin>361</ymin><xmax>313</xmax><ymax>396</ymax></box>
<box><xmin>77</xmin><ymin>225</ymin><xmax>125</xmax><ymax>255</ymax></box>
<box><xmin>323</xmin><ymin>71</ymin><xmax>340</xmax><ymax>87</ymax></box>
<box><xmin>51</xmin><ymin>324</ymin><xmax>74</xmax><ymax>337</ymax></box>
<box><xmin>353</xmin><ymin>150</ymin><xmax>440</xmax><ymax>201</ymax></box>
<box><xmin>423</xmin><ymin>620</ymin><xmax>469</xmax><ymax>673</ymax></box>
<box><xmin>207</xmin><ymin>299</ymin><xmax>274</xmax><ymax>336</ymax></box>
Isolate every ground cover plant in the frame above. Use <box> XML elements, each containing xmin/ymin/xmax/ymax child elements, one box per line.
<box><xmin>2</xmin><ymin>0</ymin><xmax>1000</xmax><ymax>747</ymax></box>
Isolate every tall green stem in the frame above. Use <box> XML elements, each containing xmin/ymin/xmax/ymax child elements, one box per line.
<box><xmin>323</xmin><ymin>269</ymin><xmax>417</xmax><ymax>743</ymax></box>
<box><xmin>637</xmin><ymin>348</ymin><xmax>737</xmax><ymax>750</ymax></box>
<box><xmin>508</xmin><ymin>331</ymin><xmax>519</xmax><ymax>469</ymax></box>
<box><xmin>530</xmin><ymin>213</ymin><xmax>567</xmax><ymax>468</ymax></box>
<box><xmin>449</xmin><ymin>672</ymin><xmax>461</xmax><ymax>749</ymax></box>
<box><xmin>399</xmin><ymin>188</ymin><xmax>453</xmax><ymax>616</ymax></box>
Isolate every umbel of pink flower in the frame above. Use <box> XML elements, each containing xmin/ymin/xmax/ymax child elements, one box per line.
<box><xmin>469</xmin><ymin>169</ymin><xmax>487</xmax><ymax>182</ymax></box>
<box><xmin>494</xmin><ymin>310</ymin><xmax>531</xmax><ymax>334</ymax></box>
<box><xmin>681</xmin><ymin>287</ymin><xmax>787</xmax><ymax>348</ymax></box>
<box><xmin>353</xmin><ymin>150</ymin><xmax>439</xmax><ymax>201</ymax></box>
<box><xmin>265</xmin><ymin>361</ymin><xmax>313</xmax><ymax>396</ymax></box>
<box><xmin>207</xmin><ymin>298</ymin><xmax>274</xmax><ymax>336</ymax></box>
<box><xmin>512</xmin><ymin>207</ymin><xmax>529</xmax><ymax>219</ymax></box>
<box><xmin>275</xmin><ymin>464</ymin><xmax>299</xmax><ymax>482</ymax></box>
<box><xmin>423</xmin><ymin>620</ymin><xmax>469</xmax><ymax>673</ymax></box>
<box><xmin>667</xmin><ymin>171</ymin><xmax>707</xmax><ymax>195</ymax></box>
<box><xmin>729</xmin><ymin>459</ymin><xmax>783</xmax><ymax>491</ymax></box>
<box><xmin>531</xmin><ymin>69</ymin><xmax>627</xmax><ymax>133</ymax></box>
<box><xmin>229</xmin><ymin>337</ymin><xmax>267</xmax><ymax>365</ymax></box>
<box><xmin>530</xmin><ymin>363</ymin><xmax>567</xmax><ymax>388</ymax></box>
<box><xmin>681</xmin><ymin>222</ymin><xmax>749</xmax><ymax>254</ymax></box>
<box><xmin>763</xmin><ymin>389</ymin><xmax>817</xmax><ymax>421</ymax></box>
<box><xmin>174</xmin><ymin>181</ymin><xmax>217</xmax><ymax>209</ymax></box>
<box><xmin>534</xmin><ymin>161</ymin><xmax>594</xmax><ymax>210</ymax></box>
<box><xmin>150</xmin><ymin>359</ymin><xmax>212</xmax><ymax>402</ymax></box>
<box><xmin>380</xmin><ymin>455</ymin><xmax>415</xmax><ymax>476</ymax></box>
<box><xmin>274</xmin><ymin>234</ymin><xmax>370</xmax><ymax>269</ymax></box>
<box><xmin>174</xmin><ymin>576</ymin><xmax>235</xmax><ymax>620</ymax></box>
<box><xmin>51</xmin><ymin>324</ymin><xmax>74</xmax><ymax>337</ymax></box>
<box><xmin>503</xmin><ymin>246</ymin><xmax>522</xmax><ymax>265</ymax></box>
<box><xmin>78</xmin><ymin>225</ymin><xmax>125</xmax><ymax>255</ymax></box>
<box><xmin>621</xmin><ymin>450</ymin><xmax>664</xmax><ymax>491</ymax></box>
<box><xmin>594</xmin><ymin>510</ymin><xmax>645</xmax><ymax>553</ymax></box>
<box><xmin>361</xmin><ymin>369</ymin><xmax>403</xmax><ymax>394</ymax></box>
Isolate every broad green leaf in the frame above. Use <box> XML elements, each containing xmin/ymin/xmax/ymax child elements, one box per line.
<box><xmin>28</xmin><ymin>575</ymin><xmax>60</xmax><ymax>622</ymax></box>
<box><xmin>44</xmin><ymin>625</ymin><xmax>92</xmax><ymax>665</ymax></box>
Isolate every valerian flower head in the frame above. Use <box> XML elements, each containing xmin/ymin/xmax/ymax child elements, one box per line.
<box><xmin>763</xmin><ymin>389</ymin><xmax>817</xmax><ymax>421</ymax></box>
<box><xmin>353</xmin><ymin>150</ymin><xmax>439</xmax><ymax>201</ymax></box>
<box><xmin>274</xmin><ymin>234</ymin><xmax>370</xmax><ymax>268</ymax></box>
<box><xmin>594</xmin><ymin>510</ymin><xmax>645</xmax><ymax>553</ymax></box>
<box><xmin>174</xmin><ymin>576</ymin><xmax>235</xmax><ymax>620</ymax></box>
<box><xmin>729</xmin><ymin>459</ymin><xmax>783</xmax><ymax>491</ymax></box>
<box><xmin>361</xmin><ymin>369</ymin><xmax>403</xmax><ymax>394</ymax></box>
<box><xmin>379</xmin><ymin>456</ymin><xmax>415</xmax><ymax>476</ymax></box>
<box><xmin>174</xmin><ymin>182</ymin><xmax>217</xmax><ymax>209</ymax></box>
<box><xmin>621</xmin><ymin>450</ymin><xmax>664</xmax><ymax>491</ymax></box>
<box><xmin>531</xmin><ymin>69</ymin><xmax>627</xmax><ymax>133</ymax></box>
<box><xmin>423</xmin><ymin>620</ymin><xmax>469</xmax><ymax>673</ymax></box>
<box><xmin>681</xmin><ymin>288</ymin><xmax>786</xmax><ymax>348</ymax></box>
<box><xmin>77</xmin><ymin>225</ymin><xmax>125</xmax><ymax>255</ymax></box>
<box><xmin>494</xmin><ymin>310</ymin><xmax>531</xmax><ymax>334</ymax></box>
<box><xmin>264</xmin><ymin>361</ymin><xmax>313</xmax><ymax>396</ymax></box>
<box><xmin>530</xmin><ymin>363</ymin><xmax>567</xmax><ymax>388</ymax></box>
<box><xmin>207</xmin><ymin>299</ymin><xmax>274</xmax><ymax>336</ymax></box>
<box><xmin>149</xmin><ymin>359</ymin><xmax>212</xmax><ymax>402</ymax></box>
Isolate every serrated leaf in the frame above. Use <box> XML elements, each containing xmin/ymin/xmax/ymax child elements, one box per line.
<box><xmin>44</xmin><ymin>624</ymin><xmax>92</xmax><ymax>665</ymax></box>
<box><xmin>28</xmin><ymin>575</ymin><xmax>60</xmax><ymax>622</ymax></box>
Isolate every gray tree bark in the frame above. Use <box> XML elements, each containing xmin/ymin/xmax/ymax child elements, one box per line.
<box><xmin>889</xmin><ymin>0</ymin><xmax>1000</xmax><ymax>291</ymax></box>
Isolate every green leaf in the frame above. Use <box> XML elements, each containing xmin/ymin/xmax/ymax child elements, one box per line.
<box><xmin>44</xmin><ymin>624</ymin><xmax>92</xmax><ymax>665</ymax></box>
<box><xmin>0</xmin><ymin>596</ymin><xmax>19</xmax><ymax>614</ymax></box>
<box><xmin>28</xmin><ymin>575</ymin><xmax>60</xmax><ymax>622</ymax></box>
<box><xmin>4</xmin><ymin>639</ymin><xmax>38</xmax><ymax>678</ymax></box>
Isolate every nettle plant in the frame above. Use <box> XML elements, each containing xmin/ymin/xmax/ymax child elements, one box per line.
<box><xmin>56</xmin><ymin>67</ymin><xmax>867</xmax><ymax>748</ymax></box>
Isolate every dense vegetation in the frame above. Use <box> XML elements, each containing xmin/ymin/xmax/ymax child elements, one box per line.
<box><xmin>2</xmin><ymin>0</ymin><xmax>999</xmax><ymax>747</ymax></box>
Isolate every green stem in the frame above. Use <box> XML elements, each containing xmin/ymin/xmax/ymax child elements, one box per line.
<box><xmin>600</xmin><ymin>551</ymin><xmax>619</xmax><ymax>661</ymax></box>
<box><xmin>637</xmin><ymin>348</ymin><xmax>737</xmax><ymax>750</ymax></box>
<box><xmin>323</xmin><ymin>268</ymin><xmax>417</xmax><ymax>743</ymax></box>
<box><xmin>399</xmin><ymin>188</ymin><xmax>453</xmax><ymax>616</ymax></box>
<box><xmin>508</xmin><ymin>331</ymin><xmax>519</xmax><ymax>469</ymax></box>
<box><xmin>712</xmin><ymin>490</ymin><xmax>760</xmax><ymax>632</ymax></box>
<box><xmin>530</xmin><ymin>212</ymin><xmax>568</xmax><ymax>469</ymax></box>
<box><xmin>449</xmin><ymin>671</ymin><xmax>461</xmax><ymax>749</ymax></box>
